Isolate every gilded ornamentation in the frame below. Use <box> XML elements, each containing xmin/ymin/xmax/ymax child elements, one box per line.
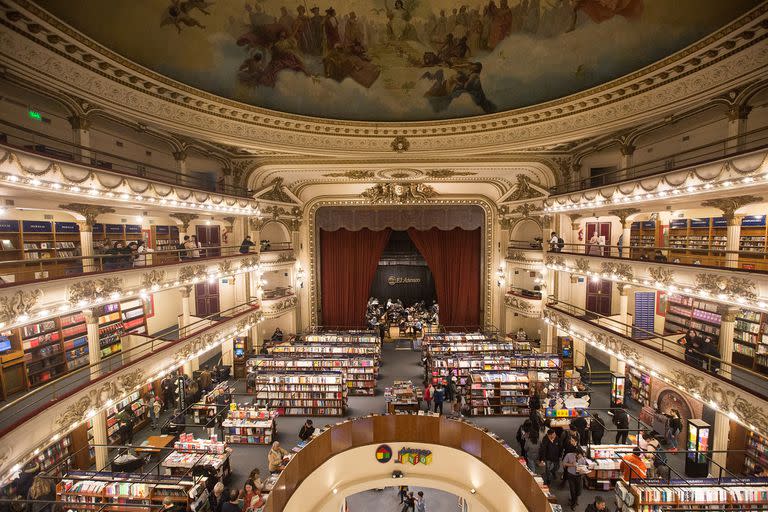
<box><xmin>424</xmin><ymin>169</ymin><xmax>476</xmax><ymax>178</ymax></box>
<box><xmin>169</xmin><ymin>212</ymin><xmax>199</xmax><ymax>230</ymax></box>
<box><xmin>504</xmin><ymin>295</ymin><xmax>539</xmax><ymax>317</ymax></box>
<box><xmin>507</xmin><ymin>175</ymin><xmax>544</xmax><ymax>201</ymax></box>
<box><xmin>218</xmin><ymin>261</ymin><xmax>233</xmax><ymax>275</ymax></box>
<box><xmin>260</xmin><ymin>178</ymin><xmax>295</xmax><ymax>203</ymax></box>
<box><xmin>511</xmin><ymin>202</ymin><xmax>538</xmax><ymax>218</ymax></box>
<box><xmin>323</xmin><ymin>170</ymin><xmax>375</xmax><ymax>179</ymax></box>
<box><xmin>701</xmin><ymin>195</ymin><xmax>763</xmax><ymax>221</ymax></box>
<box><xmin>695</xmin><ymin>274</ymin><xmax>757</xmax><ymax>301</ymax></box>
<box><xmin>277</xmin><ymin>252</ymin><xmax>296</xmax><ymax>262</ymax></box>
<box><xmin>599</xmin><ymin>262</ymin><xmax>633</xmax><ymax>281</ymax></box>
<box><xmin>249</xmin><ymin>216</ymin><xmax>265</xmax><ymax>231</ymax></box>
<box><xmin>391</xmin><ymin>136</ymin><xmax>410</xmax><ymax>153</ymax></box>
<box><xmin>68</xmin><ymin>277</ymin><xmax>123</xmax><ymax>305</ymax></box>
<box><xmin>507</xmin><ymin>250</ymin><xmax>527</xmax><ymax>262</ymax></box>
<box><xmin>58</xmin><ymin>203</ymin><xmax>115</xmax><ymax>227</ymax></box>
<box><xmin>178</xmin><ymin>265</ymin><xmax>208</xmax><ymax>282</ymax></box>
<box><xmin>499</xmin><ymin>217</ymin><xmax>513</xmax><ymax>230</ymax></box>
<box><xmin>267</xmin><ymin>295</ymin><xmax>298</xmax><ymax>313</ymax></box>
<box><xmin>361</xmin><ymin>182</ymin><xmax>436</xmax><ymax>203</ymax></box>
<box><xmin>575</xmin><ymin>258</ymin><xmax>591</xmax><ymax>273</ymax></box>
<box><xmin>545</xmin><ymin>255</ymin><xmax>565</xmax><ymax>267</ymax></box>
<box><xmin>55</xmin><ymin>368</ymin><xmax>144</xmax><ymax>428</ymax></box>
<box><xmin>240</xmin><ymin>256</ymin><xmax>259</xmax><ymax>269</ymax></box>
<box><xmin>648</xmin><ymin>266</ymin><xmax>675</xmax><ymax>286</ymax></box>
<box><xmin>551</xmin><ymin>157</ymin><xmax>575</xmax><ymax>182</ymax></box>
<box><xmin>140</xmin><ymin>269</ymin><xmax>166</xmax><ymax>289</ymax></box>
<box><xmin>607</xmin><ymin>208</ymin><xmax>641</xmax><ymax>225</ymax></box>
<box><xmin>222</xmin><ymin>216</ymin><xmax>236</xmax><ymax>228</ymax></box>
<box><xmin>0</xmin><ymin>289</ymin><xmax>42</xmax><ymax>324</ymax></box>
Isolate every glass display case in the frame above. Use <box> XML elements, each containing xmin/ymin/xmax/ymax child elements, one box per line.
<box><xmin>610</xmin><ymin>372</ymin><xmax>625</xmax><ymax>408</ymax></box>
<box><xmin>685</xmin><ymin>418</ymin><xmax>711</xmax><ymax>477</ymax></box>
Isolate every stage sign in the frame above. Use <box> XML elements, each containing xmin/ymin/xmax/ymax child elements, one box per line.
<box><xmin>387</xmin><ymin>276</ymin><xmax>422</xmax><ymax>285</ymax></box>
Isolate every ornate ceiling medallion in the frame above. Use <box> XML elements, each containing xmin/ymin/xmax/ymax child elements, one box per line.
<box><xmin>361</xmin><ymin>182</ymin><xmax>436</xmax><ymax>203</ymax></box>
<box><xmin>391</xmin><ymin>136</ymin><xmax>410</xmax><ymax>153</ymax></box>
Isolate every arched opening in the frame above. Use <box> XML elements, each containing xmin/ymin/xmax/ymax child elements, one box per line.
<box><xmin>260</xmin><ymin>220</ymin><xmax>291</xmax><ymax>251</ymax></box>
<box><xmin>511</xmin><ymin>218</ymin><xmax>542</xmax><ymax>246</ymax></box>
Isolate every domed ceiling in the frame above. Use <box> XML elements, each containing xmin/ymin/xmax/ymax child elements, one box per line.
<box><xmin>36</xmin><ymin>0</ymin><xmax>761</xmax><ymax>122</ymax></box>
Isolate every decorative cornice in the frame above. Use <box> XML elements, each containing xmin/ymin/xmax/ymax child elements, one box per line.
<box><xmin>424</xmin><ymin>169</ymin><xmax>476</xmax><ymax>178</ymax></box>
<box><xmin>701</xmin><ymin>195</ymin><xmax>763</xmax><ymax>221</ymax></box>
<box><xmin>258</xmin><ymin>178</ymin><xmax>295</xmax><ymax>204</ymax></box>
<box><xmin>169</xmin><ymin>212</ymin><xmax>199</xmax><ymax>231</ymax></box>
<box><xmin>140</xmin><ymin>269</ymin><xmax>166</xmax><ymax>289</ymax></box>
<box><xmin>0</xmin><ymin>289</ymin><xmax>42</xmax><ymax>325</ymax></box>
<box><xmin>575</xmin><ymin>258</ymin><xmax>591</xmax><ymax>274</ymax></box>
<box><xmin>1</xmin><ymin>0</ymin><xmax>766</xmax><ymax>154</ymax></box>
<box><xmin>178</xmin><ymin>265</ymin><xmax>208</xmax><ymax>283</ymax></box>
<box><xmin>391</xmin><ymin>136</ymin><xmax>410</xmax><ymax>153</ymax></box>
<box><xmin>648</xmin><ymin>266</ymin><xmax>675</xmax><ymax>287</ymax></box>
<box><xmin>507</xmin><ymin>175</ymin><xmax>545</xmax><ymax>202</ymax></box>
<box><xmin>695</xmin><ymin>274</ymin><xmax>757</xmax><ymax>302</ymax></box>
<box><xmin>58</xmin><ymin>203</ymin><xmax>115</xmax><ymax>227</ymax></box>
<box><xmin>361</xmin><ymin>182</ymin><xmax>436</xmax><ymax>203</ymax></box>
<box><xmin>511</xmin><ymin>203</ymin><xmax>538</xmax><ymax>218</ymax></box>
<box><xmin>68</xmin><ymin>277</ymin><xmax>123</xmax><ymax>305</ymax></box>
<box><xmin>322</xmin><ymin>170</ymin><xmax>375</xmax><ymax>179</ymax></box>
<box><xmin>504</xmin><ymin>294</ymin><xmax>541</xmax><ymax>318</ymax></box>
<box><xmin>599</xmin><ymin>262</ymin><xmax>634</xmax><ymax>282</ymax></box>
<box><xmin>265</xmin><ymin>295</ymin><xmax>298</xmax><ymax>315</ymax></box>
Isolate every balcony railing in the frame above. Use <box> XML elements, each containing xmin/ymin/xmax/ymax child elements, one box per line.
<box><xmin>0</xmin><ymin>119</ymin><xmax>249</xmax><ymax>197</ymax></box>
<box><xmin>0</xmin><ymin>300</ymin><xmax>259</xmax><ymax>432</ymax></box>
<box><xmin>552</xmin><ymin>242</ymin><xmax>768</xmax><ymax>272</ymax></box>
<box><xmin>550</xmin><ymin>125</ymin><xmax>768</xmax><ymax>195</ymax></box>
<box><xmin>546</xmin><ymin>297</ymin><xmax>768</xmax><ymax>400</ymax></box>
<box><xmin>0</xmin><ymin>244</ymin><xmax>255</xmax><ymax>287</ymax></box>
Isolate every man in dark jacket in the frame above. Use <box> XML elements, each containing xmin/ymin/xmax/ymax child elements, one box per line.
<box><xmin>571</xmin><ymin>416</ymin><xmax>588</xmax><ymax>445</ymax></box>
<box><xmin>584</xmin><ymin>496</ymin><xmax>607</xmax><ymax>512</ymax></box>
<box><xmin>537</xmin><ymin>429</ymin><xmax>562</xmax><ymax>485</ymax></box>
<box><xmin>590</xmin><ymin>413</ymin><xmax>606</xmax><ymax>444</ymax></box>
<box><xmin>613</xmin><ymin>407</ymin><xmax>630</xmax><ymax>444</ymax></box>
<box><xmin>299</xmin><ymin>419</ymin><xmax>315</xmax><ymax>441</ymax></box>
<box><xmin>433</xmin><ymin>384</ymin><xmax>446</xmax><ymax>414</ymax></box>
<box><xmin>239</xmin><ymin>236</ymin><xmax>256</xmax><ymax>254</ymax></box>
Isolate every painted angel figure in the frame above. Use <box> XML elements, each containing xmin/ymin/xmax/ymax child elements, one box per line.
<box><xmin>385</xmin><ymin>0</ymin><xmax>419</xmax><ymax>41</ymax></box>
<box><xmin>160</xmin><ymin>0</ymin><xmax>213</xmax><ymax>33</ymax></box>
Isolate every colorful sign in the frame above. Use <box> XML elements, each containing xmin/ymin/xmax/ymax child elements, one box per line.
<box><xmin>22</xmin><ymin>220</ymin><xmax>52</xmax><ymax>233</ymax></box>
<box><xmin>375</xmin><ymin>444</ymin><xmax>392</xmax><ymax>464</ymax></box>
<box><xmin>395</xmin><ymin>447</ymin><xmax>432</xmax><ymax>466</ymax></box>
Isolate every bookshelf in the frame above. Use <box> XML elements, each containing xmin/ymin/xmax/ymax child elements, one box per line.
<box><xmin>120</xmin><ymin>298</ymin><xmax>147</xmax><ymax>336</ymax></box>
<box><xmin>618</xmin><ymin>480</ymin><xmax>768</xmax><ymax>511</ymax></box>
<box><xmin>96</xmin><ymin>303</ymin><xmax>123</xmax><ymax>358</ymax></box>
<box><xmin>163</xmin><ymin>434</ymin><xmax>232</xmax><ymax>479</ymax></box>
<box><xmin>739</xmin><ymin>215</ymin><xmax>767</xmax><ymax>270</ymax></box>
<box><xmin>21</xmin><ymin>318</ymin><xmax>66</xmax><ymax>387</ymax></box>
<box><xmin>222</xmin><ymin>406</ymin><xmax>277</xmax><ymax>444</ymax></box>
<box><xmin>626</xmin><ymin>367</ymin><xmax>651</xmax><ymax>407</ymax></box>
<box><xmin>249</xmin><ymin>354</ymin><xmax>377</xmax><ymax>396</ymax></box>
<box><xmin>190</xmin><ymin>381</ymin><xmax>233</xmax><ymax>425</ymax></box>
<box><xmin>33</xmin><ymin>435</ymin><xmax>73</xmax><ymax>474</ymax></box>
<box><xmin>745</xmin><ymin>431</ymin><xmax>768</xmax><ymax>475</ymax></box>
<box><xmin>468</xmin><ymin>371</ymin><xmax>530</xmax><ymax>416</ymax></box>
<box><xmin>105</xmin><ymin>386</ymin><xmax>152</xmax><ymax>443</ymax></box>
<box><xmin>250</xmin><ymin>372</ymin><xmax>346</xmax><ymax>416</ymax></box>
<box><xmin>629</xmin><ymin>221</ymin><xmax>656</xmax><ymax>259</ymax></box>
<box><xmin>60</xmin><ymin>312</ymin><xmax>89</xmax><ymax>372</ymax></box>
<box><xmin>150</xmin><ymin>225</ymin><xmax>181</xmax><ymax>264</ymax></box>
<box><xmin>384</xmin><ymin>380</ymin><xmax>419</xmax><ymax>414</ymax></box>
<box><xmin>664</xmin><ymin>293</ymin><xmax>721</xmax><ymax>339</ymax></box>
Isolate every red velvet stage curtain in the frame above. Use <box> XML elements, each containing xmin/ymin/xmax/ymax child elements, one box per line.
<box><xmin>320</xmin><ymin>228</ymin><xmax>391</xmax><ymax>328</ymax></box>
<box><xmin>407</xmin><ymin>227</ymin><xmax>481</xmax><ymax>328</ymax></box>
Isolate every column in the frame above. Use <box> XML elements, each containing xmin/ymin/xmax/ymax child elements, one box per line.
<box><xmin>173</xmin><ymin>151</ymin><xmax>187</xmax><ymax>185</ymax></box>
<box><xmin>618</xmin><ymin>142</ymin><xmax>636</xmax><ymax>181</ymax></box>
<box><xmin>725</xmin><ymin>215</ymin><xmax>741</xmax><ymax>269</ymax></box>
<box><xmin>169</xmin><ymin>213</ymin><xmax>198</xmax><ymax>245</ymax></box>
<box><xmin>570</xmin><ymin>275</ymin><xmax>586</xmax><ymax>368</ymax></box>
<box><xmin>608</xmin><ymin>209</ymin><xmax>640</xmax><ymax>258</ymax></box>
<box><xmin>621</xmin><ymin>221</ymin><xmax>632</xmax><ymax>259</ymax></box>
<box><xmin>90</xmin><ymin>410</ymin><xmax>109</xmax><ymax>470</ymax></box>
<box><xmin>179</xmin><ymin>287</ymin><xmax>199</xmax><ymax>374</ymax></box>
<box><xmin>718</xmin><ymin>306</ymin><xmax>738</xmax><ymax>378</ymax></box>
<box><xmin>220</xmin><ymin>167</ymin><xmax>233</xmax><ymax>195</ymax></box>
<box><xmin>726</xmin><ymin>105</ymin><xmax>751</xmax><ymax>153</ymax></box>
<box><xmin>570</xmin><ymin>218</ymin><xmax>582</xmax><ymax>253</ymax></box>
<box><xmin>83</xmin><ymin>309</ymin><xmax>102</xmax><ymax>380</ymax></box>
<box><xmin>617</xmin><ymin>284</ymin><xmax>630</xmax><ymax>335</ymax></box>
<box><xmin>68</xmin><ymin>115</ymin><xmax>92</xmax><ymax>163</ymax></box>
<box><xmin>711</xmin><ymin>411</ymin><xmax>730</xmax><ymax>472</ymax></box>
<box><xmin>78</xmin><ymin>222</ymin><xmax>95</xmax><ymax>273</ymax></box>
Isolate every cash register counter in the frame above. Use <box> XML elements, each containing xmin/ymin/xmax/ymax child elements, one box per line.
<box><xmin>261</xmin><ymin>413</ymin><xmax>554</xmax><ymax>512</ymax></box>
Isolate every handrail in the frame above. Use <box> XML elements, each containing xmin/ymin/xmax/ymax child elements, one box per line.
<box><xmin>0</xmin><ymin>299</ymin><xmax>260</xmax><ymax>432</ymax></box>
<box><xmin>546</xmin><ymin>297</ymin><xmax>768</xmax><ymax>400</ymax></box>
<box><xmin>0</xmin><ymin>119</ymin><xmax>249</xmax><ymax>197</ymax></box>
<box><xmin>543</xmin><ymin>242</ymin><xmax>768</xmax><ymax>272</ymax></box>
<box><xmin>261</xmin><ymin>414</ymin><xmax>551</xmax><ymax>512</ymax></box>
<box><xmin>550</xmin><ymin>125</ymin><xmax>768</xmax><ymax>195</ymax></box>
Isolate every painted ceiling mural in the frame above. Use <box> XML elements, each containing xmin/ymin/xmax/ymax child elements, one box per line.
<box><xmin>36</xmin><ymin>0</ymin><xmax>762</xmax><ymax>122</ymax></box>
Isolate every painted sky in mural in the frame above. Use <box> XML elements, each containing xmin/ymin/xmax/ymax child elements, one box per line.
<box><xmin>37</xmin><ymin>0</ymin><xmax>762</xmax><ymax>122</ymax></box>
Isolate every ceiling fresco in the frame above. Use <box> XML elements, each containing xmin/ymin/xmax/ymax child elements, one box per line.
<box><xmin>35</xmin><ymin>0</ymin><xmax>762</xmax><ymax>122</ymax></box>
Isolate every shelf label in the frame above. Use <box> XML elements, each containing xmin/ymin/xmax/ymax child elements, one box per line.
<box><xmin>125</xmin><ymin>224</ymin><xmax>142</xmax><ymax>234</ymax></box>
<box><xmin>155</xmin><ymin>225</ymin><xmax>170</xmax><ymax>235</ymax></box>
<box><xmin>670</xmin><ymin>219</ymin><xmax>688</xmax><ymax>229</ymax></box>
<box><xmin>712</xmin><ymin>217</ymin><xmax>727</xmax><ymax>227</ymax></box>
<box><xmin>642</xmin><ymin>221</ymin><xmax>655</xmax><ymax>229</ymax></box>
<box><xmin>93</xmin><ymin>223</ymin><xmax>104</xmax><ymax>233</ymax></box>
<box><xmin>690</xmin><ymin>218</ymin><xmax>710</xmax><ymax>228</ymax></box>
<box><xmin>22</xmin><ymin>220</ymin><xmax>52</xmax><ymax>233</ymax></box>
<box><xmin>106</xmin><ymin>224</ymin><xmax>124</xmax><ymax>234</ymax></box>
<box><xmin>741</xmin><ymin>215</ymin><xmax>766</xmax><ymax>227</ymax></box>
<box><xmin>55</xmin><ymin>221</ymin><xmax>79</xmax><ymax>233</ymax></box>
<box><xmin>0</xmin><ymin>220</ymin><xmax>20</xmax><ymax>232</ymax></box>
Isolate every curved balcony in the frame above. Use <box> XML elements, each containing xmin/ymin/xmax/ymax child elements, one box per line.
<box><xmin>262</xmin><ymin>414</ymin><xmax>552</xmax><ymax>512</ymax></box>
<box><xmin>544</xmin><ymin>299</ymin><xmax>768</xmax><ymax>436</ymax></box>
<box><xmin>504</xmin><ymin>288</ymin><xmax>543</xmax><ymax>318</ymax></box>
<box><xmin>0</xmin><ymin>301</ymin><xmax>262</xmax><ymax>478</ymax></box>
<box><xmin>0</xmin><ymin>245</ymin><xmax>259</xmax><ymax>332</ymax></box>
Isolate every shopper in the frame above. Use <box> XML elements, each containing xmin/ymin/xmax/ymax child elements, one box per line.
<box><xmin>179</xmin><ymin>236</ymin><xmax>191</xmax><ymax>260</ymax></box>
<box><xmin>416</xmin><ymin>491</ymin><xmax>426</xmax><ymax>512</ymax></box>
<box><xmin>246</xmin><ymin>493</ymin><xmax>264</xmax><ymax>512</ymax></box>
<box><xmin>590</xmin><ymin>413</ymin><xmax>606</xmax><ymax>444</ymax></box>
<box><xmin>537</xmin><ymin>429</ymin><xmax>562</xmax><ymax>485</ymax></box>
<box><xmin>562</xmin><ymin>445</ymin><xmax>587</xmax><ymax>510</ymax></box>
<box><xmin>209</xmin><ymin>482</ymin><xmax>226</xmax><ymax>512</ymax></box>
<box><xmin>560</xmin><ymin>433</ymin><xmax>579</xmax><ymax>485</ymax></box>
<box><xmin>516</xmin><ymin>420</ymin><xmax>532</xmax><ymax>468</ymax></box>
<box><xmin>446</xmin><ymin>375</ymin><xmax>457</xmax><ymax>404</ymax></box>
<box><xmin>118</xmin><ymin>406</ymin><xmax>136</xmax><ymax>445</ymax></box>
<box><xmin>249</xmin><ymin>468</ymin><xmax>265</xmax><ymax>491</ymax></box>
<box><xmin>433</xmin><ymin>383</ymin><xmax>445</xmax><ymax>414</ymax></box>
<box><xmin>398</xmin><ymin>485</ymin><xmax>409</xmax><ymax>504</ymax></box>
<box><xmin>27</xmin><ymin>475</ymin><xmax>54</xmax><ymax>512</ymax></box>
<box><xmin>528</xmin><ymin>406</ymin><xmax>543</xmax><ymax>445</ymax></box>
<box><xmin>239</xmin><ymin>236</ymin><xmax>256</xmax><ymax>254</ymax></box>
<box><xmin>133</xmin><ymin>240</ymin><xmax>152</xmax><ymax>267</ymax></box>
<box><xmin>549</xmin><ymin>231</ymin><xmax>563</xmax><ymax>252</ymax></box>
<box><xmin>620</xmin><ymin>447</ymin><xmax>648</xmax><ymax>481</ymax></box>
<box><xmin>161</xmin><ymin>376</ymin><xmax>176</xmax><ymax>412</ymax></box>
<box><xmin>148</xmin><ymin>395</ymin><xmax>159</xmax><ymax>429</ymax></box>
<box><xmin>161</xmin><ymin>496</ymin><xmax>180</xmax><ymax>512</ymax></box>
<box><xmin>666</xmin><ymin>409</ymin><xmax>682</xmax><ymax>451</ymax></box>
<box><xmin>571</xmin><ymin>415</ymin><xmax>588</xmax><ymax>445</ymax></box>
<box><xmin>682</xmin><ymin>329</ymin><xmax>703</xmax><ymax>367</ymax></box>
<box><xmin>584</xmin><ymin>496</ymin><xmax>607</xmax><ymax>512</ymax></box>
<box><xmin>238</xmin><ymin>480</ymin><xmax>258</xmax><ymax>511</ymax></box>
<box><xmin>423</xmin><ymin>383</ymin><xmax>433</xmax><ymax>412</ymax></box>
<box><xmin>184</xmin><ymin>236</ymin><xmax>197</xmax><ymax>259</ymax></box>
<box><xmin>221</xmin><ymin>489</ymin><xmax>241</xmax><ymax>512</ymax></box>
<box><xmin>529</xmin><ymin>391</ymin><xmax>541</xmax><ymax>412</ymax></box>
<box><xmin>400</xmin><ymin>491</ymin><xmax>416</xmax><ymax>512</ymax></box>
<box><xmin>190</xmin><ymin>235</ymin><xmax>202</xmax><ymax>258</ymax></box>
<box><xmin>612</xmin><ymin>407</ymin><xmax>629</xmax><ymax>444</ymax></box>
<box><xmin>268</xmin><ymin>441</ymin><xmax>290</xmax><ymax>473</ymax></box>
<box><xmin>299</xmin><ymin>419</ymin><xmax>315</xmax><ymax>441</ymax></box>
<box><xmin>701</xmin><ymin>336</ymin><xmax>721</xmax><ymax>373</ymax></box>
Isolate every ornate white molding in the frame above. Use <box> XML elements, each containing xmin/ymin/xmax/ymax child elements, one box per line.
<box><xmin>1</xmin><ymin>1</ymin><xmax>766</xmax><ymax>155</ymax></box>
<box><xmin>544</xmin><ymin>309</ymin><xmax>768</xmax><ymax>437</ymax></box>
<box><xmin>504</xmin><ymin>294</ymin><xmax>542</xmax><ymax>318</ymax></box>
<box><xmin>262</xmin><ymin>295</ymin><xmax>298</xmax><ymax>317</ymax></box>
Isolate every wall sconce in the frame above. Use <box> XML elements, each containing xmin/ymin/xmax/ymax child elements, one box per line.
<box><xmin>496</xmin><ymin>266</ymin><xmax>505</xmax><ymax>287</ymax></box>
<box><xmin>295</xmin><ymin>264</ymin><xmax>305</xmax><ymax>289</ymax></box>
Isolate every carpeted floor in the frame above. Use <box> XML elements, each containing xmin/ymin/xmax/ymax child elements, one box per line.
<box><xmin>126</xmin><ymin>341</ymin><xmax>690</xmax><ymax>511</ymax></box>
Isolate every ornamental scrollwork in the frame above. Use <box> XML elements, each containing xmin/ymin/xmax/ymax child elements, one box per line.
<box><xmin>575</xmin><ymin>258</ymin><xmax>591</xmax><ymax>273</ymax></box>
<box><xmin>695</xmin><ymin>274</ymin><xmax>757</xmax><ymax>301</ymax></box>
<box><xmin>323</xmin><ymin>170</ymin><xmax>375</xmax><ymax>179</ymax></box>
<box><xmin>218</xmin><ymin>261</ymin><xmax>233</xmax><ymax>275</ymax></box>
<box><xmin>240</xmin><ymin>256</ymin><xmax>259</xmax><ymax>269</ymax></box>
<box><xmin>499</xmin><ymin>217</ymin><xmax>513</xmax><ymax>230</ymax></box>
<box><xmin>504</xmin><ymin>295</ymin><xmax>539</xmax><ymax>317</ymax></box>
<box><xmin>0</xmin><ymin>289</ymin><xmax>42</xmax><ymax>324</ymax></box>
<box><xmin>260</xmin><ymin>178</ymin><xmax>295</xmax><ymax>204</ymax></box>
<box><xmin>169</xmin><ymin>213</ymin><xmax>198</xmax><ymax>231</ymax></box>
<box><xmin>701</xmin><ymin>195</ymin><xmax>763</xmax><ymax>221</ymax></box>
<box><xmin>58</xmin><ymin>203</ymin><xmax>115</xmax><ymax>227</ymax></box>
<box><xmin>511</xmin><ymin>202</ymin><xmax>538</xmax><ymax>218</ymax></box>
<box><xmin>648</xmin><ymin>267</ymin><xmax>675</xmax><ymax>286</ymax></box>
<box><xmin>268</xmin><ymin>295</ymin><xmax>298</xmax><ymax>313</ymax></box>
<box><xmin>545</xmin><ymin>255</ymin><xmax>565</xmax><ymax>267</ymax></box>
<box><xmin>599</xmin><ymin>262</ymin><xmax>633</xmax><ymax>281</ymax></box>
<box><xmin>55</xmin><ymin>368</ymin><xmax>144</xmax><ymax>429</ymax></box>
<box><xmin>140</xmin><ymin>269</ymin><xmax>166</xmax><ymax>289</ymax></box>
<box><xmin>68</xmin><ymin>277</ymin><xmax>123</xmax><ymax>305</ymax></box>
<box><xmin>178</xmin><ymin>265</ymin><xmax>208</xmax><ymax>283</ymax></box>
<box><xmin>361</xmin><ymin>182</ymin><xmax>435</xmax><ymax>203</ymax></box>
<box><xmin>507</xmin><ymin>250</ymin><xmax>527</xmax><ymax>262</ymax></box>
<box><xmin>507</xmin><ymin>175</ymin><xmax>544</xmax><ymax>201</ymax></box>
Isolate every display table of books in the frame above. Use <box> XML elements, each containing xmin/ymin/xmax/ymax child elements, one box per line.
<box><xmin>615</xmin><ymin>477</ymin><xmax>768</xmax><ymax>511</ymax></box>
<box><xmin>222</xmin><ymin>406</ymin><xmax>278</xmax><ymax>444</ymax></box>
<box><xmin>384</xmin><ymin>380</ymin><xmax>420</xmax><ymax>414</ymax></box>
<box><xmin>161</xmin><ymin>434</ymin><xmax>232</xmax><ymax>480</ymax></box>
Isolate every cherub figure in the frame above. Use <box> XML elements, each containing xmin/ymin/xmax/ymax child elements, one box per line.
<box><xmin>161</xmin><ymin>0</ymin><xmax>214</xmax><ymax>33</ymax></box>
